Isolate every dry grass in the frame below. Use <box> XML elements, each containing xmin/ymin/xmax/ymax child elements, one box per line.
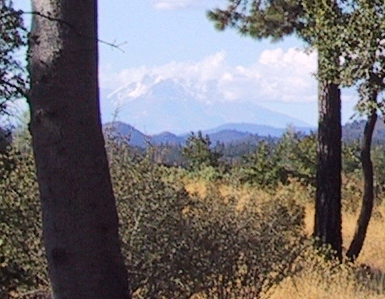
<box><xmin>184</xmin><ymin>179</ymin><xmax>273</xmax><ymax>210</ymax></box>
<box><xmin>271</xmin><ymin>195</ymin><xmax>385</xmax><ymax>299</ymax></box>
<box><xmin>183</xmin><ymin>178</ymin><xmax>385</xmax><ymax>299</ymax></box>
<box><xmin>274</xmin><ymin>197</ymin><xmax>385</xmax><ymax>299</ymax></box>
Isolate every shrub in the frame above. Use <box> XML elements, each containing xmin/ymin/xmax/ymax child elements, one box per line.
<box><xmin>233</xmin><ymin>130</ymin><xmax>317</xmax><ymax>189</ymax></box>
<box><xmin>190</xmin><ymin>188</ymin><xmax>306</xmax><ymax>299</ymax></box>
<box><xmin>109</xmin><ymin>140</ymin><xmax>306</xmax><ymax>299</ymax></box>
<box><xmin>0</xmin><ymin>146</ymin><xmax>48</xmax><ymax>298</ymax></box>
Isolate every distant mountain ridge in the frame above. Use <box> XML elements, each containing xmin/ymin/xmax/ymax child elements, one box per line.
<box><xmin>104</xmin><ymin>121</ymin><xmax>314</xmax><ymax>148</ymax></box>
<box><xmin>104</xmin><ymin>118</ymin><xmax>385</xmax><ymax>148</ymax></box>
<box><xmin>343</xmin><ymin>118</ymin><xmax>385</xmax><ymax>142</ymax></box>
<box><xmin>206</xmin><ymin>123</ymin><xmax>313</xmax><ymax>136</ymax></box>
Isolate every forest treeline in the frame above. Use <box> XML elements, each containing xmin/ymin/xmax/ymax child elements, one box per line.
<box><xmin>118</xmin><ymin>128</ymin><xmax>385</xmax><ymax>199</ymax></box>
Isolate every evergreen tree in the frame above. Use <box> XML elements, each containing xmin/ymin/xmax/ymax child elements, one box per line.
<box><xmin>182</xmin><ymin>131</ymin><xmax>222</xmax><ymax>171</ymax></box>
<box><xmin>208</xmin><ymin>0</ymin><xmax>343</xmax><ymax>259</ymax></box>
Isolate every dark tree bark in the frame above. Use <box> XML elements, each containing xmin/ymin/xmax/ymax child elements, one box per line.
<box><xmin>314</xmin><ymin>75</ymin><xmax>343</xmax><ymax>260</ymax></box>
<box><xmin>207</xmin><ymin>0</ymin><xmax>345</xmax><ymax>260</ymax></box>
<box><xmin>346</xmin><ymin>93</ymin><xmax>377</xmax><ymax>262</ymax></box>
<box><xmin>28</xmin><ymin>1</ymin><xmax>130</xmax><ymax>298</ymax></box>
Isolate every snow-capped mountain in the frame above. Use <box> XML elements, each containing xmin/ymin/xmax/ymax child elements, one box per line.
<box><xmin>100</xmin><ymin>75</ymin><xmax>312</xmax><ymax>134</ymax></box>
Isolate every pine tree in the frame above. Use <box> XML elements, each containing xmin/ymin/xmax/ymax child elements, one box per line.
<box><xmin>208</xmin><ymin>0</ymin><xmax>343</xmax><ymax>259</ymax></box>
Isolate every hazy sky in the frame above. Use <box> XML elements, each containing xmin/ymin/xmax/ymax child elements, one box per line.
<box><xmin>14</xmin><ymin>0</ymin><xmax>358</xmax><ymax>126</ymax></box>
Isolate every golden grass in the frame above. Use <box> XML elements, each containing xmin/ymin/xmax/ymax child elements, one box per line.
<box><xmin>183</xmin><ymin>178</ymin><xmax>385</xmax><ymax>299</ymax></box>
<box><xmin>184</xmin><ymin>179</ymin><xmax>273</xmax><ymax>210</ymax></box>
<box><xmin>274</xmin><ymin>198</ymin><xmax>385</xmax><ymax>299</ymax></box>
<box><xmin>271</xmin><ymin>197</ymin><xmax>385</xmax><ymax>299</ymax></box>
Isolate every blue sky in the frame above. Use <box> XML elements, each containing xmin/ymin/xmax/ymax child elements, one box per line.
<box><xmin>14</xmin><ymin>0</ymin><xmax>358</xmax><ymax>128</ymax></box>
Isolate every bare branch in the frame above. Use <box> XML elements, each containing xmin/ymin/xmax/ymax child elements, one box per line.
<box><xmin>24</xmin><ymin>11</ymin><xmax>126</xmax><ymax>52</ymax></box>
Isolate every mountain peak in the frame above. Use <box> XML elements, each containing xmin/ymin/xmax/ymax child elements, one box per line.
<box><xmin>102</xmin><ymin>76</ymin><xmax>312</xmax><ymax>134</ymax></box>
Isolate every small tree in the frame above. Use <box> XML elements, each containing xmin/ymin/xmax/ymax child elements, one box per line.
<box><xmin>182</xmin><ymin>131</ymin><xmax>222</xmax><ymax>171</ymax></box>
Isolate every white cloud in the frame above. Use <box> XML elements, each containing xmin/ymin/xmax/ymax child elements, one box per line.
<box><xmin>151</xmin><ymin>0</ymin><xmax>222</xmax><ymax>10</ymax></box>
<box><xmin>152</xmin><ymin>0</ymin><xmax>190</xmax><ymax>10</ymax></box>
<box><xmin>100</xmin><ymin>47</ymin><xmax>319</xmax><ymax>105</ymax></box>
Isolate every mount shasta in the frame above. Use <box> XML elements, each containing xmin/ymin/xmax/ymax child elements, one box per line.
<box><xmin>100</xmin><ymin>75</ymin><xmax>313</xmax><ymax>135</ymax></box>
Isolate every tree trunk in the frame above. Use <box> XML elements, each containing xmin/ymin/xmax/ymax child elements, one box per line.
<box><xmin>314</xmin><ymin>62</ymin><xmax>342</xmax><ymax>259</ymax></box>
<box><xmin>28</xmin><ymin>1</ymin><xmax>130</xmax><ymax>298</ymax></box>
<box><xmin>346</xmin><ymin>93</ymin><xmax>377</xmax><ymax>262</ymax></box>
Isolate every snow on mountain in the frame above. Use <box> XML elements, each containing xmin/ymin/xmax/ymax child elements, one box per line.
<box><xmin>101</xmin><ymin>75</ymin><xmax>312</xmax><ymax>134</ymax></box>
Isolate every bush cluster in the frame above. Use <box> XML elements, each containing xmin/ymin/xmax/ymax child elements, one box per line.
<box><xmin>109</xmin><ymin>140</ymin><xmax>306</xmax><ymax>299</ymax></box>
<box><xmin>1</xmin><ymin>135</ymin><xmax>307</xmax><ymax>298</ymax></box>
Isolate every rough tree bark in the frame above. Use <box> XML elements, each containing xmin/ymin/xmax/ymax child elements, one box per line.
<box><xmin>207</xmin><ymin>0</ymin><xmax>345</xmax><ymax>260</ymax></box>
<box><xmin>314</xmin><ymin>72</ymin><xmax>343</xmax><ymax>260</ymax></box>
<box><xmin>28</xmin><ymin>0</ymin><xmax>130</xmax><ymax>298</ymax></box>
<box><xmin>346</xmin><ymin>92</ymin><xmax>377</xmax><ymax>262</ymax></box>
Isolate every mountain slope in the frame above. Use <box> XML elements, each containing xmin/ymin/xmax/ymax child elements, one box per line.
<box><xmin>103</xmin><ymin>77</ymin><xmax>312</xmax><ymax>134</ymax></box>
<box><xmin>150</xmin><ymin>132</ymin><xmax>183</xmax><ymax>145</ymax></box>
<box><xmin>104</xmin><ymin>121</ymin><xmax>149</xmax><ymax>147</ymax></box>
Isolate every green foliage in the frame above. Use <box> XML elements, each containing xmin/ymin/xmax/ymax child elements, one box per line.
<box><xmin>192</xmin><ymin>191</ymin><xmax>305</xmax><ymax>299</ymax></box>
<box><xmin>207</xmin><ymin>0</ymin><xmax>304</xmax><ymax>41</ymax></box>
<box><xmin>147</xmin><ymin>143</ymin><xmax>186</xmax><ymax>167</ymax></box>
<box><xmin>182</xmin><ymin>131</ymin><xmax>222</xmax><ymax>171</ymax></box>
<box><xmin>337</xmin><ymin>1</ymin><xmax>385</xmax><ymax>87</ymax></box>
<box><xmin>342</xmin><ymin>141</ymin><xmax>361</xmax><ymax>175</ymax></box>
<box><xmin>372</xmin><ymin>145</ymin><xmax>385</xmax><ymax>200</ymax></box>
<box><xmin>276</xmin><ymin>130</ymin><xmax>317</xmax><ymax>186</ymax></box>
<box><xmin>187</xmin><ymin>165</ymin><xmax>223</xmax><ymax>182</ymax></box>
<box><xmin>341</xmin><ymin>141</ymin><xmax>385</xmax><ymax>212</ymax></box>
<box><xmin>0</xmin><ymin>127</ymin><xmax>13</xmax><ymax>179</ymax></box>
<box><xmin>233</xmin><ymin>130</ymin><xmax>316</xmax><ymax>189</ymax></box>
<box><xmin>0</xmin><ymin>0</ymin><xmax>28</xmax><ymax>114</ymax></box>
<box><xmin>109</xmin><ymin>140</ymin><xmax>306</xmax><ymax>299</ymax></box>
<box><xmin>236</xmin><ymin>140</ymin><xmax>283</xmax><ymax>187</ymax></box>
<box><xmin>0</xmin><ymin>127</ymin><xmax>11</xmax><ymax>153</ymax></box>
<box><xmin>0</xmin><ymin>145</ymin><xmax>47</xmax><ymax>298</ymax></box>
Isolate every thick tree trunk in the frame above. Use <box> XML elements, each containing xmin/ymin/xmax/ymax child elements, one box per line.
<box><xmin>28</xmin><ymin>1</ymin><xmax>129</xmax><ymax>298</ymax></box>
<box><xmin>314</xmin><ymin>74</ymin><xmax>342</xmax><ymax>260</ymax></box>
<box><xmin>346</xmin><ymin>93</ymin><xmax>377</xmax><ymax>262</ymax></box>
